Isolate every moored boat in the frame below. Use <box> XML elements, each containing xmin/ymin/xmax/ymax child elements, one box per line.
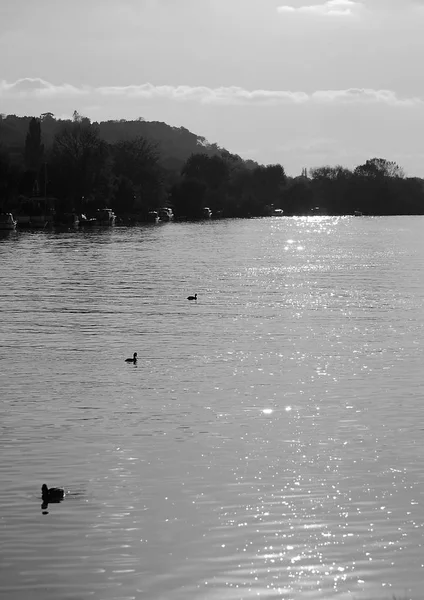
<box><xmin>79</xmin><ymin>214</ymin><xmax>97</xmax><ymax>227</ymax></box>
<box><xmin>0</xmin><ymin>213</ymin><xmax>17</xmax><ymax>230</ymax></box>
<box><xmin>95</xmin><ymin>208</ymin><xmax>116</xmax><ymax>226</ymax></box>
<box><xmin>147</xmin><ymin>211</ymin><xmax>159</xmax><ymax>223</ymax></box>
<box><xmin>158</xmin><ymin>207</ymin><xmax>174</xmax><ymax>222</ymax></box>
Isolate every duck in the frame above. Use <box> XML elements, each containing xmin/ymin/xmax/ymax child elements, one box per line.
<box><xmin>41</xmin><ymin>484</ymin><xmax>64</xmax><ymax>502</ymax></box>
<box><xmin>125</xmin><ymin>352</ymin><xmax>137</xmax><ymax>363</ymax></box>
<box><xmin>187</xmin><ymin>293</ymin><xmax>197</xmax><ymax>301</ymax></box>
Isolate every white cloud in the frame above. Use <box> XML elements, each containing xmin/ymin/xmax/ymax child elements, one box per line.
<box><xmin>312</xmin><ymin>88</ymin><xmax>421</xmax><ymax>107</ymax></box>
<box><xmin>96</xmin><ymin>83</ymin><xmax>310</xmax><ymax>104</ymax></box>
<box><xmin>0</xmin><ymin>79</ymin><xmax>421</xmax><ymax>108</ymax></box>
<box><xmin>277</xmin><ymin>0</ymin><xmax>363</xmax><ymax>17</ymax></box>
<box><xmin>0</xmin><ymin>77</ymin><xmax>87</xmax><ymax>97</ymax></box>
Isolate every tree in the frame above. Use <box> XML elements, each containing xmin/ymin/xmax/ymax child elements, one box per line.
<box><xmin>23</xmin><ymin>118</ymin><xmax>45</xmax><ymax>196</ymax></box>
<box><xmin>49</xmin><ymin>116</ymin><xmax>108</xmax><ymax>210</ymax></box>
<box><xmin>24</xmin><ymin>117</ymin><xmax>44</xmax><ymax>172</ymax></box>
<box><xmin>0</xmin><ymin>145</ymin><xmax>21</xmax><ymax>208</ymax></box>
<box><xmin>171</xmin><ymin>179</ymin><xmax>207</xmax><ymax>219</ymax></box>
<box><xmin>309</xmin><ymin>165</ymin><xmax>353</xmax><ymax>214</ymax></box>
<box><xmin>310</xmin><ymin>165</ymin><xmax>351</xmax><ymax>181</ymax></box>
<box><xmin>111</xmin><ymin>137</ymin><xmax>164</xmax><ymax>213</ymax></box>
<box><xmin>282</xmin><ymin>177</ymin><xmax>314</xmax><ymax>215</ymax></box>
<box><xmin>354</xmin><ymin>158</ymin><xmax>405</xmax><ymax>179</ymax></box>
<box><xmin>178</xmin><ymin>153</ymin><xmax>232</xmax><ymax>216</ymax></box>
<box><xmin>112</xmin><ymin>137</ymin><xmax>159</xmax><ymax>185</ymax></box>
<box><xmin>351</xmin><ymin>158</ymin><xmax>405</xmax><ymax>215</ymax></box>
<box><xmin>182</xmin><ymin>153</ymin><xmax>229</xmax><ymax>190</ymax></box>
<box><xmin>248</xmin><ymin>164</ymin><xmax>287</xmax><ymax>213</ymax></box>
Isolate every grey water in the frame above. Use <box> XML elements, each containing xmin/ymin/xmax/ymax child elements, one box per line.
<box><xmin>0</xmin><ymin>216</ymin><xmax>423</xmax><ymax>600</ymax></box>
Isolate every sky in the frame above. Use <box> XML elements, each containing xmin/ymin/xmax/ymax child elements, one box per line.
<box><xmin>1</xmin><ymin>0</ymin><xmax>424</xmax><ymax>175</ymax></box>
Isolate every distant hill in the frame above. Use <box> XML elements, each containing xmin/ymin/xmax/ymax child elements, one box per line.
<box><xmin>0</xmin><ymin>114</ymin><xmax>229</xmax><ymax>172</ymax></box>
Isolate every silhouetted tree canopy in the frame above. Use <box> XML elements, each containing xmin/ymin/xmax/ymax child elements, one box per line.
<box><xmin>182</xmin><ymin>153</ymin><xmax>229</xmax><ymax>189</ymax></box>
<box><xmin>49</xmin><ymin>118</ymin><xmax>109</xmax><ymax>211</ymax></box>
<box><xmin>112</xmin><ymin>137</ymin><xmax>159</xmax><ymax>184</ymax></box>
<box><xmin>24</xmin><ymin>117</ymin><xmax>44</xmax><ymax>172</ymax></box>
<box><xmin>354</xmin><ymin>158</ymin><xmax>405</xmax><ymax>179</ymax></box>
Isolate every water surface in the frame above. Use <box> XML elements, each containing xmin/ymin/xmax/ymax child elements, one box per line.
<box><xmin>0</xmin><ymin>217</ymin><xmax>423</xmax><ymax>600</ymax></box>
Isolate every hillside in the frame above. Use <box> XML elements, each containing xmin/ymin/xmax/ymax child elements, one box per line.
<box><xmin>0</xmin><ymin>114</ymin><xmax>224</xmax><ymax>171</ymax></box>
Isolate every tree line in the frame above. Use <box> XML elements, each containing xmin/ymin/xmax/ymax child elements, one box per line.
<box><xmin>1</xmin><ymin>112</ymin><xmax>424</xmax><ymax>220</ymax></box>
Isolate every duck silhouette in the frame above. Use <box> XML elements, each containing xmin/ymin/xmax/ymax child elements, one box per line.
<box><xmin>125</xmin><ymin>352</ymin><xmax>137</xmax><ymax>363</ymax></box>
<box><xmin>187</xmin><ymin>293</ymin><xmax>197</xmax><ymax>301</ymax></box>
<box><xmin>41</xmin><ymin>484</ymin><xmax>64</xmax><ymax>503</ymax></box>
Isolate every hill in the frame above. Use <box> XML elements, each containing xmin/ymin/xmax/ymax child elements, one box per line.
<box><xmin>0</xmin><ymin>113</ymin><xmax>226</xmax><ymax>172</ymax></box>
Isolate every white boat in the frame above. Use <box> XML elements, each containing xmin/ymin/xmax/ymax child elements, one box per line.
<box><xmin>158</xmin><ymin>207</ymin><xmax>174</xmax><ymax>222</ymax></box>
<box><xmin>95</xmin><ymin>208</ymin><xmax>116</xmax><ymax>226</ymax></box>
<box><xmin>272</xmin><ymin>208</ymin><xmax>284</xmax><ymax>216</ymax></box>
<box><xmin>79</xmin><ymin>214</ymin><xmax>96</xmax><ymax>227</ymax></box>
<box><xmin>0</xmin><ymin>213</ymin><xmax>17</xmax><ymax>230</ymax></box>
<box><xmin>147</xmin><ymin>211</ymin><xmax>159</xmax><ymax>223</ymax></box>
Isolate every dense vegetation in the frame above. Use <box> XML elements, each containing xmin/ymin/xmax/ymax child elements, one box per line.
<box><xmin>1</xmin><ymin>112</ymin><xmax>424</xmax><ymax>220</ymax></box>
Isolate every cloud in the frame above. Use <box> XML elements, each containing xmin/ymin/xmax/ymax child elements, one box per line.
<box><xmin>277</xmin><ymin>0</ymin><xmax>363</xmax><ymax>17</ymax></box>
<box><xmin>0</xmin><ymin>78</ymin><xmax>421</xmax><ymax>108</ymax></box>
<box><xmin>0</xmin><ymin>77</ymin><xmax>87</xmax><ymax>97</ymax></box>
<box><xmin>276</xmin><ymin>0</ymin><xmax>424</xmax><ymax>18</ymax></box>
<box><xmin>96</xmin><ymin>83</ymin><xmax>310</xmax><ymax>104</ymax></box>
<box><xmin>311</xmin><ymin>88</ymin><xmax>421</xmax><ymax>107</ymax></box>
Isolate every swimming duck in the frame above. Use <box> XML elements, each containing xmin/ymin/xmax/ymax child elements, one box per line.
<box><xmin>125</xmin><ymin>352</ymin><xmax>137</xmax><ymax>363</ymax></box>
<box><xmin>187</xmin><ymin>293</ymin><xmax>197</xmax><ymax>300</ymax></box>
<box><xmin>42</xmin><ymin>484</ymin><xmax>64</xmax><ymax>502</ymax></box>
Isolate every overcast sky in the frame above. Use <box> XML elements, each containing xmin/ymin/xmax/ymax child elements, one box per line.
<box><xmin>1</xmin><ymin>0</ymin><xmax>424</xmax><ymax>175</ymax></box>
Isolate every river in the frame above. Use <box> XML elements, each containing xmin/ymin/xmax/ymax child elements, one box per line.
<box><xmin>0</xmin><ymin>216</ymin><xmax>423</xmax><ymax>600</ymax></box>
